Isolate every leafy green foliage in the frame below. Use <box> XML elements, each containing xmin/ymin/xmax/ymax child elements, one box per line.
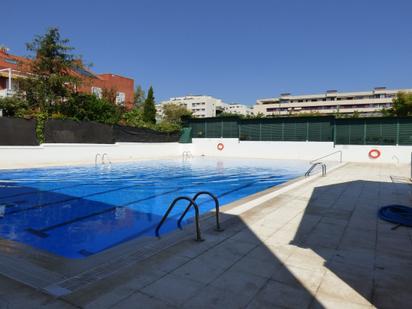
<box><xmin>143</xmin><ymin>86</ymin><xmax>156</xmax><ymax>123</ymax></box>
<box><xmin>59</xmin><ymin>93</ymin><xmax>122</xmax><ymax>124</ymax></box>
<box><xmin>162</xmin><ymin>103</ymin><xmax>192</xmax><ymax>124</ymax></box>
<box><xmin>0</xmin><ymin>96</ymin><xmax>28</xmax><ymax>117</ymax></box>
<box><xmin>35</xmin><ymin>111</ymin><xmax>48</xmax><ymax>143</ymax></box>
<box><xmin>387</xmin><ymin>92</ymin><xmax>412</xmax><ymax>117</ymax></box>
<box><xmin>121</xmin><ymin>108</ymin><xmax>151</xmax><ymax>128</ymax></box>
<box><xmin>19</xmin><ymin>27</ymin><xmax>81</xmax><ymax>114</ymax></box>
<box><xmin>134</xmin><ymin>85</ymin><xmax>145</xmax><ymax>108</ymax></box>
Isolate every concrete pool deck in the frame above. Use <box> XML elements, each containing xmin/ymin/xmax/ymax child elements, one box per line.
<box><xmin>1</xmin><ymin>162</ymin><xmax>412</xmax><ymax>308</ymax></box>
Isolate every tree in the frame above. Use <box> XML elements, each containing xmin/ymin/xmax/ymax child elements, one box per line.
<box><xmin>143</xmin><ymin>86</ymin><xmax>156</xmax><ymax>123</ymax></box>
<box><xmin>134</xmin><ymin>85</ymin><xmax>145</xmax><ymax>108</ymax></box>
<box><xmin>59</xmin><ymin>93</ymin><xmax>121</xmax><ymax>124</ymax></box>
<box><xmin>19</xmin><ymin>27</ymin><xmax>81</xmax><ymax>114</ymax></box>
<box><xmin>102</xmin><ymin>87</ymin><xmax>117</xmax><ymax>104</ymax></box>
<box><xmin>388</xmin><ymin>92</ymin><xmax>412</xmax><ymax>116</ymax></box>
<box><xmin>0</xmin><ymin>96</ymin><xmax>28</xmax><ymax>117</ymax></box>
<box><xmin>162</xmin><ymin>103</ymin><xmax>192</xmax><ymax>124</ymax></box>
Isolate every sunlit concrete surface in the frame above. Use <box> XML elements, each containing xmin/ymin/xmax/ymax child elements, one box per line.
<box><xmin>1</xmin><ymin>162</ymin><xmax>411</xmax><ymax>308</ymax></box>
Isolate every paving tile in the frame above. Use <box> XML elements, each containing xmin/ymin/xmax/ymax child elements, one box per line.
<box><xmin>230</xmin><ymin>255</ymin><xmax>282</xmax><ymax>278</ymax></box>
<box><xmin>112</xmin><ymin>291</ymin><xmax>174</xmax><ymax>309</ymax></box>
<box><xmin>182</xmin><ymin>285</ymin><xmax>248</xmax><ymax>309</ymax></box>
<box><xmin>210</xmin><ymin>268</ymin><xmax>268</xmax><ymax>300</ymax></box>
<box><xmin>316</xmin><ymin>270</ymin><xmax>372</xmax><ymax>306</ymax></box>
<box><xmin>311</xmin><ymin>292</ymin><xmax>373</xmax><ymax>309</ymax></box>
<box><xmin>270</xmin><ymin>264</ymin><xmax>326</xmax><ymax>294</ymax></box>
<box><xmin>246</xmin><ymin>280</ymin><xmax>313</xmax><ymax>308</ymax></box>
<box><xmin>140</xmin><ymin>273</ymin><xmax>204</xmax><ymax>307</ymax></box>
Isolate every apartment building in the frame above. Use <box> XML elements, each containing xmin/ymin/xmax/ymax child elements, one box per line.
<box><xmin>157</xmin><ymin>95</ymin><xmax>227</xmax><ymax>118</ymax></box>
<box><xmin>157</xmin><ymin>95</ymin><xmax>253</xmax><ymax>119</ymax></box>
<box><xmin>254</xmin><ymin>87</ymin><xmax>412</xmax><ymax>116</ymax></box>
<box><xmin>0</xmin><ymin>48</ymin><xmax>134</xmax><ymax>108</ymax></box>
<box><xmin>225</xmin><ymin>103</ymin><xmax>253</xmax><ymax>116</ymax></box>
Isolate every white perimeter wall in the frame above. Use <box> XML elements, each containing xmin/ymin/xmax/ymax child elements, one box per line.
<box><xmin>0</xmin><ymin>143</ymin><xmax>182</xmax><ymax>168</ymax></box>
<box><xmin>1</xmin><ymin>139</ymin><xmax>412</xmax><ymax>169</ymax></box>
<box><xmin>182</xmin><ymin>138</ymin><xmax>412</xmax><ymax>164</ymax></box>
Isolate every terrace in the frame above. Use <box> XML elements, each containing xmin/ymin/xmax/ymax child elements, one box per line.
<box><xmin>0</xmin><ymin>162</ymin><xmax>410</xmax><ymax>308</ymax></box>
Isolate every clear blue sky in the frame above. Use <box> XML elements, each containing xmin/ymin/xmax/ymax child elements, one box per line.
<box><xmin>3</xmin><ymin>0</ymin><xmax>412</xmax><ymax>105</ymax></box>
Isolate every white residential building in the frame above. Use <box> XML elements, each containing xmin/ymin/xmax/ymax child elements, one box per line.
<box><xmin>157</xmin><ymin>95</ymin><xmax>254</xmax><ymax>119</ymax></box>
<box><xmin>156</xmin><ymin>95</ymin><xmax>221</xmax><ymax>118</ymax></box>
<box><xmin>225</xmin><ymin>103</ymin><xmax>254</xmax><ymax>116</ymax></box>
<box><xmin>254</xmin><ymin>87</ymin><xmax>412</xmax><ymax>116</ymax></box>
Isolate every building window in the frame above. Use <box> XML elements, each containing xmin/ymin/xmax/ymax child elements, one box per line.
<box><xmin>116</xmin><ymin>92</ymin><xmax>126</xmax><ymax>105</ymax></box>
<box><xmin>91</xmin><ymin>87</ymin><xmax>102</xmax><ymax>98</ymax></box>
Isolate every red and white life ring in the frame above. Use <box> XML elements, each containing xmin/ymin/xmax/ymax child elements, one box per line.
<box><xmin>368</xmin><ymin>149</ymin><xmax>381</xmax><ymax>159</ymax></box>
<box><xmin>217</xmin><ymin>143</ymin><xmax>224</xmax><ymax>151</ymax></box>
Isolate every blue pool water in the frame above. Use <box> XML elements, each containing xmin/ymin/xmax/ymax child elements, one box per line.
<box><xmin>0</xmin><ymin>158</ymin><xmax>307</xmax><ymax>258</ymax></box>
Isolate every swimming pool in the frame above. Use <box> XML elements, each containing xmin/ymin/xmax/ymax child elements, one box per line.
<box><xmin>0</xmin><ymin>158</ymin><xmax>307</xmax><ymax>258</ymax></box>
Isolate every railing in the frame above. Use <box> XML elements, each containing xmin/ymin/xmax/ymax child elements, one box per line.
<box><xmin>177</xmin><ymin>191</ymin><xmax>223</xmax><ymax>232</ymax></box>
<box><xmin>305</xmin><ymin>162</ymin><xmax>326</xmax><ymax>177</ymax></box>
<box><xmin>155</xmin><ymin>196</ymin><xmax>203</xmax><ymax>241</ymax></box>
<box><xmin>310</xmin><ymin>150</ymin><xmax>342</xmax><ymax>164</ymax></box>
<box><xmin>94</xmin><ymin>153</ymin><xmax>101</xmax><ymax>166</ymax></box>
<box><xmin>182</xmin><ymin>151</ymin><xmax>193</xmax><ymax>160</ymax></box>
<box><xmin>95</xmin><ymin>153</ymin><xmax>112</xmax><ymax>167</ymax></box>
<box><xmin>155</xmin><ymin>191</ymin><xmax>223</xmax><ymax>241</ymax></box>
<box><xmin>102</xmin><ymin>153</ymin><xmax>112</xmax><ymax>165</ymax></box>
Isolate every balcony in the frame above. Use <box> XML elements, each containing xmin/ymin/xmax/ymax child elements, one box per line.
<box><xmin>0</xmin><ymin>89</ymin><xmax>16</xmax><ymax>98</ymax></box>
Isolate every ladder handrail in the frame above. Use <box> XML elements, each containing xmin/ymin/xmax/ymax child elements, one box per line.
<box><xmin>177</xmin><ymin>191</ymin><xmax>223</xmax><ymax>232</ymax></box>
<box><xmin>310</xmin><ymin>150</ymin><xmax>342</xmax><ymax>164</ymax></box>
<box><xmin>94</xmin><ymin>153</ymin><xmax>101</xmax><ymax>166</ymax></box>
<box><xmin>102</xmin><ymin>153</ymin><xmax>112</xmax><ymax>165</ymax></box>
<box><xmin>155</xmin><ymin>196</ymin><xmax>203</xmax><ymax>241</ymax></box>
<box><xmin>305</xmin><ymin>162</ymin><xmax>326</xmax><ymax>177</ymax></box>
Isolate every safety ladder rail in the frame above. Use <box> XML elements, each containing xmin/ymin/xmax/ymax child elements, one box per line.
<box><xmin>177</xmin><ymin>191</ymin><xmax>223</xmax><ymax>232</ymax></box>
<box><xmin>305</xmin><ymin>162</ymin><xmax>326</xmax><ymax>177</ymax></box>
<box><xmin>182</xmin><ymin>151</ymin><xmax>193</xmax><ymax>160</ymax></box>
<box><xmin>102</xmin><ymin>153</ymin><xmax>112</xmax><ymax>165</ymax></box>
<box><xmin>310</xmin><ymin>150</ymin><xmax>342</xmax><ymax>164</ymax></box>
<box><xmin>94</xmin><ymin>153</ymin><xmax>101</xmax><ymax>166</ymax></box>
<box><xmin>155</xmin><ymin>196</ymin><xmax>203</xmax><ymax>241</ymax></box>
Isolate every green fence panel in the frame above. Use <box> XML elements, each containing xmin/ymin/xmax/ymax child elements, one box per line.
<box><xmin>282</xmin><ymin>119</ymin><xmax>307</xmax><ymax>141</ymax></box>
<box><xmin>364</xmin><ymin>118</ymin><xmax>396</xmax><ymax>145</ymax></box>
<box><xmin>205</xmin><ymin>119</ymin><xmax>222</xmax><ymax>138</ymax></box>
<box><xmin>261</xmin><ymin>120</ymin><xmax>283</xmax><ymax>141</ymax></box>
<box><xmin>398</xmin><ymin>118</ymin><xmax>412</xmax><ymax>145</ymax></box>
<box><xmin>239</xmin><ymin>121</ymin><xmax>260</xmax><ymax>140</ymax></box>
<box><xmin>187</xmin><ymin>116</ymin><xmax>412</xmax><ymax>145</ymax></box>
<box><xmin>179</xmin><ymin>127</ymin><xmax>192</xmax><ymax>143</ymax></box>
<box><xmin>308</xmin><ymin>119</ymin><xmax>333</xmax><ymax>141</ymax></box>
<box><xmin>222</xmin><ymin>120</ymin><xmax>239</xmax><ymax>138</ymax></box>
<box><xmin>335</xmin><ymin>120</ymin><xmax>351</xmax><ymax>144</ymax></box>
<box><xmin>190</xmin><ymin>121</ymin><xmax>206</xmax><ymax>138</ymax></box>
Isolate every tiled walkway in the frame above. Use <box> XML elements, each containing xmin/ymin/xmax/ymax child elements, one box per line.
<box><xmin>1</xmin><ymin>163</ymin><xmax>412</xmax><ymax>308</ymax></box>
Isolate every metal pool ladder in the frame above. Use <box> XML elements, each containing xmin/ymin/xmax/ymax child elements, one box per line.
<box><xmin>155</xmin><ymin>191</ymin><xmax>223</xmax><ymax>241</ymax></box>
<box><xmin>182</xmin><ymin>151</ymin><xmax>193</xmax><ymax>160</ymax></box>
<box><xmin>305</xmin><ymin>150</ymin><xmax>343</xmax><ymax>177</ymax></box>
<box><xmin>95</xmin><ymin>153</ymin><xmax>112</xmax><ymax>167</ymax></box>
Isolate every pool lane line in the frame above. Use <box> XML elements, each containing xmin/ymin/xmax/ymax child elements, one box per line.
<box><xmin>25</xmin><ymin>187</ymin><xmax>184</xmax><ymax>238</ymax></box>
<box><xmin>0</xmin><ymin>183</ymin><xmax>88</xmax><ymax>200</ymax></box>
<box><xmin>0</xmin><ymin>173</ymin><xmax>189</xmax><ymax>201</ymax></box>
<box><xmin>1</xmin><ymin>174</ymin><xmax>195</xmax><ymax>217</ymax></box>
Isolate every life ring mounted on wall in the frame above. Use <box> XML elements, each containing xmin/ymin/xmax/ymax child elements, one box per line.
<box><xmin>368</xmin><ymin>149</ymin><xmax>381</xmax><ymax>159</ymax></box>
<box><xmin>217</xmin><ymin>143</ymin><xmax>224</xmax><ymax>151</ymax></box>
